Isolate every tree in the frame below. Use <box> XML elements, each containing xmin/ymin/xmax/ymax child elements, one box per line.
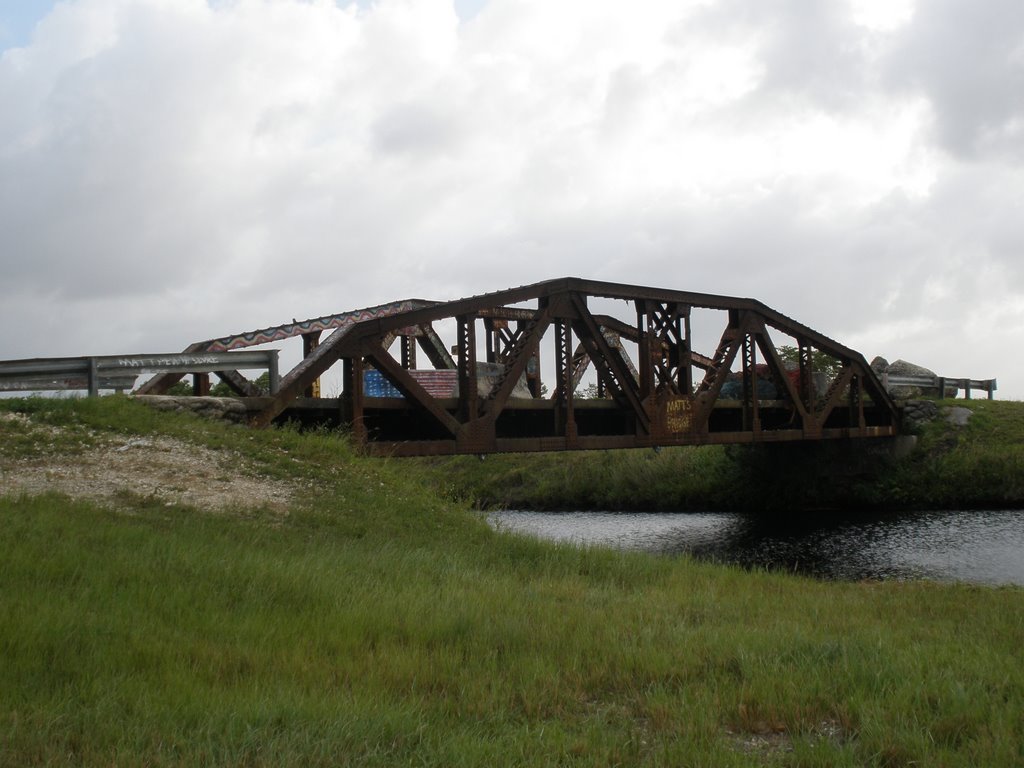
<box><xmin>776</xmin><ymin>345</ymin><xmax>843</xmax><ymax>379</ymax></box>
<box><xmin>160</xmin><ymin>371</ymin><xmax>272</xmax><ymax>397</ymax></box>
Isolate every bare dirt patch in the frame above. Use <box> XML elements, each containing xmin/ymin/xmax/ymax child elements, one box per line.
<box><xmin>0</xmin><ymin>413</ymin><xmax>296</xmax><ymax>513</ymax></box>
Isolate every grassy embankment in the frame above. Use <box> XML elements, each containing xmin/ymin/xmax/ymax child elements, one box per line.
<box><xmin>2</xmin><ymin>396</ymin><xmax>1023</xmax><ymax>766</ymax></box>
<box><xmin>431</xmin><ymin>399</ymin><xmax>1024</xmax><ymax>512</ymax></box>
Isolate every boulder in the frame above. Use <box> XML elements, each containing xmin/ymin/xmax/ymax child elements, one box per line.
<box><xmin>943</xmin><ymin>406</ymin><xmax>972</xmax><ymax>427</ymax></box>
<box><xmin>874</xmin><ymin>358</ymin><xmax>957</xmax><ymax>399</ymax></box>
<box><xmin>886</xmin><ymin>359</ymin><xmax>935</xmax><ymax>378</ymax></box>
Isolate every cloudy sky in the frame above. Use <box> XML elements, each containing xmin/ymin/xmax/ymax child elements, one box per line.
<box><xmin>2</xmin><ymin>0</ymin><xmax>1022</xmax><ymax>397</ymax></box>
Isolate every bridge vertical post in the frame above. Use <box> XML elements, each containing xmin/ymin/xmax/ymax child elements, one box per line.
<box><xmin>302</xmin><ymin>331</ymin><xmax>322</xmax><ymax>398</ymax></box>
<box><xmin>849</xmin><ymin>373</ymin><xmax>865</xmax><ymax>431</ymax></box>
<box><xmin>401</xmin><ymin>335</ymin><xmax>417</xmax><ymax>370</ymax></box>
<box><xmin>457</xmin><ymin>315</ymin><xmax>478</xmax><ymax>421</ymax></box>
<box><xmin>797</xmin><ymin>340</ymin><xmax>824</xmax><ymax>437</ymax></box>
<box><xmin>483</xmin><ymin>319</ymin><xmax>497</xmax><ymax>364</ymax></box>
<box><xmin>342</xmin><ymin>355</ymin><xmax>366</xmax><ymax>445</ymax></box>
<box><xmin>742</xmin><ymin>334</ymin><xmax>760</xmax><ymax>434</ymax></box>
<box><xmin>667</xmin><ymin>302</ymin><xmax>685</xmax><ymax>395</ymax></box>
<box><xmin>681</xmin><ymin>306</ymin><xmax>693</xmax><ymax>395</ymax></box>
<box><xmin>554</xmin><ymin>320</ymin><xmax>577</xmax><ymax>443</ymax></box>
<box><xmin>798</xmin><ymin>340</ymin><xmax>814</xmax><ymax>406</ymax></box>
<box><xmin>267</xmin><ymin>351</ymin><xmax>280</xmax><ymax>395</ymax></box>
<box><xmin>522</xmin><ymin>319</ymin><xmax>542</xmax><ymax>398</ymax></box>
<box><xmin>637</xmin><ymin>301</ymin><xmax>652</xmax><ymax>401</ymax></box>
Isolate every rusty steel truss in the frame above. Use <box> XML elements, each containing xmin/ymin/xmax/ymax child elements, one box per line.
<box><xmin>140</xmin><ymin>278</ymin><xmax>900</xmax><ymax>456</ymax></box>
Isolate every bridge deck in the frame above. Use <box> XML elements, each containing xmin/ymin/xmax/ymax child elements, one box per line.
<box><xmin>263</xmin><ymin>396</ymin><xmax>896</xmax><ymax>456</ymax></box>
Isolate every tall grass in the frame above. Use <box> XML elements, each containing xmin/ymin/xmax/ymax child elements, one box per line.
<box><xmin>2</xmin><ymin>396</ymin><xmax>1024</xmax><ymax>765</ymax></box>
<box><xmin>878</xmin><ymin>400</ymin><xmax>1024</xmax><ymax>509</ymax></box>
<box><xmin>429</xmin><ymin>445</ymin><xmax>741</xmax><ymax>511</ymax></box>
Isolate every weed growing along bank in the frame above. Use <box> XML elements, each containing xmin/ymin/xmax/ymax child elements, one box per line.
<box><xmin>2</xmin><ymin>396</ymin><xmax>1024</xmax><ymax>766</ymax></box>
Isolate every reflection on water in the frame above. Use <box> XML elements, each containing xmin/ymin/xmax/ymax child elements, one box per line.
<box><xmin>488</xmin><ymin>509</ymin><xmax>1024</xmax><ymax>586</ymax></box>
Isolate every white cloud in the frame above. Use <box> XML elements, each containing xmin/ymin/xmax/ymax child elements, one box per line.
<box><xmin>885</xmin><ymin>0</ymin><xmax>1024</xmax><ymax>160</ymax></box>
<box><xmin>849</xmin><ymin>0</ymin><xmax>916</xmax><ymax>32</ymax></box>
<box><xmin>1</xmin><ymin>0</ymin><xmax>1022</xmax><ymax>399</ymax></box>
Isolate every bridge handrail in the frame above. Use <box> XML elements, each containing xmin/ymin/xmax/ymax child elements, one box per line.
<box><xmin>0</xmin><ymin>351</ymin><xmax>280</xmax><ymax>396</ymax></box>
<box><xmin>882</xmin><ymin>373</ymin><xmax>997</xmax><ymax>400</ymax></box>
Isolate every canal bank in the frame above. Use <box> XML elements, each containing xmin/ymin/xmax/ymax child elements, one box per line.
<box><xmin>427</xmin><ymin>399</ymin><xmax>1024</xmax><ymax>513</ymax></box>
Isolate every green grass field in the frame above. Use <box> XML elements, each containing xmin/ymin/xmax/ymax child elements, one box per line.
<box><xmin>2</xmin><ymin>396</ymin><xmax>1023</xmax><ymax>766</ymax></box>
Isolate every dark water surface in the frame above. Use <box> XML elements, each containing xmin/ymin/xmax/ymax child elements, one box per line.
<box><xmin>488</xmin><ymin>509</ymin><xmax>1024</xmax><ymax>586</ymax></box>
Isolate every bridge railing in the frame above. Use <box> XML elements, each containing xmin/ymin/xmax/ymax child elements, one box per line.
<box><xmin>0</xmin><ymin>351</ymin><xmax>279</xmax><ymax>396</ymax></box>
<box><xmin>882</xmin><ymin>373</ymin><xmax>997</xmax><ymax>400</ymax></box>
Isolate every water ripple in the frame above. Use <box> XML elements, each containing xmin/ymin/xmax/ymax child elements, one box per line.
<box><xmin>488</xmin><ymin>509</ymin><xmax>1024</xmax><ymax>586</ymax></box>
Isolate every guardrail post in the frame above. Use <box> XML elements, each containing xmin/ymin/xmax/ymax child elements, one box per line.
<box><xmin>87</xmin><ymin>358</ymin><xmax>99</xmax><ymax>397</ymax></box>
<box><xmin>937</xmin><ymin>376</ymin><xmax>945</xmax><ymax>399</ymax></box>
<box><xmin>964</xmin><ymin>379</ymin><xmax>972</xmax><ymax>400</ymax></box>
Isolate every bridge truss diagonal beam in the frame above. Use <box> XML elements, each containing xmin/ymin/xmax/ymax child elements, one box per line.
<box><xmin>364</xmin><ymin>342</ymin><xmax>461</xmax><ymax>436</ymax></box>
<box><xmin>692</xmin><ymin>311</ymin><xmax>751</xmax><ymax>433</ymax></box>
<box><xmin>751</xmin><ymin>318</ymin><xmax>810</xmax><ymax>421</ymax></box>
<box><xmin>569</xmin><ymin>292</ymin><xmax>650</xmax><ymax>435</ymax></box>
<box><xmin>482</xmin><ymin>307</ymin><xmax>554</xmax><ymax>421</ymax></box>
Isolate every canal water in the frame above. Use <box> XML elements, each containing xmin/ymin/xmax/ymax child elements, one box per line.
<box><xmin>488</xmin><ymin>509</ymin><xmax>1024</xmax><ymax>586</ymax></box>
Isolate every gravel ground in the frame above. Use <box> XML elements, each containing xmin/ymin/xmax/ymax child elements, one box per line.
<box><xmin>0</xmin><ymin>411</ymin><xmax>296</xmax><ymax>513</ymax></box>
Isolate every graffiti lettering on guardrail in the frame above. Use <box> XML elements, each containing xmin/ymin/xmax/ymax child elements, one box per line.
<box><xmin>113</xmin><ymin>356</ymin><xmax>221</xmax><ymax>368</ymax></box>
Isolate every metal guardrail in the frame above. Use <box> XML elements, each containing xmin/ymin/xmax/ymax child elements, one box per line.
<box><xmin>882</xmin><ymin>373</ymin><xmax>997</xmax><ymax>400</ymax></box>
<box><xmin>0</xmin><ymin>351</ymin><xmax>279</xmax><ymax>396</ymax></box>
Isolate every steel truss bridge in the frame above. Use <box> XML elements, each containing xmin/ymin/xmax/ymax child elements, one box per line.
<box><xmin>133</xmin><ymin>278</ymin><xmax>900</xmax><ymax>456</ymax></box>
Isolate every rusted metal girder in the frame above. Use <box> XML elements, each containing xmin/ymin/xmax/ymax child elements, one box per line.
<box><xmin>123</xmin><ymin>278</ymin><xmax>896</xmax><ymax>454</ymax></box>
<box><xmin>137</xmin><ymin>299</ymin><xmax>439</xmax><ymax>396</ymax></box>
<box><xmin>230</xmin><ymin>278</ymin><xmax>900</xmax><ymax>455</ymax></box>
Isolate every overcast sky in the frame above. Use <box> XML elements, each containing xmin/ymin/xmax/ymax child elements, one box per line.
<box><xmin>2</xmin><ymin>0</ymin><xmax>1022</xmax><ymax>398</ymax></box>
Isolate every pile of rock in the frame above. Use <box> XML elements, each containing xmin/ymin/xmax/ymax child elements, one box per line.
<box><xmin>900</xmin><ymin>400</ymin><xmax>975</xmax><ymax>433</ymax></box>
<box><xmin>901</xmin><ymin>399</ymin><xmax>939</xmax><ymax>430</ymax></box>
<box><xmin>132</xmin><ymin>395</ymin><xmax>252</xmax><ymax>424</ymax></box>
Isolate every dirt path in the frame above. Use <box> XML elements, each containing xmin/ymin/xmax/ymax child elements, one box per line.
<box><xmin>0</xmin><ymin>411</ymin><xmax>296</xmax><ymax>513</ymax></box>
